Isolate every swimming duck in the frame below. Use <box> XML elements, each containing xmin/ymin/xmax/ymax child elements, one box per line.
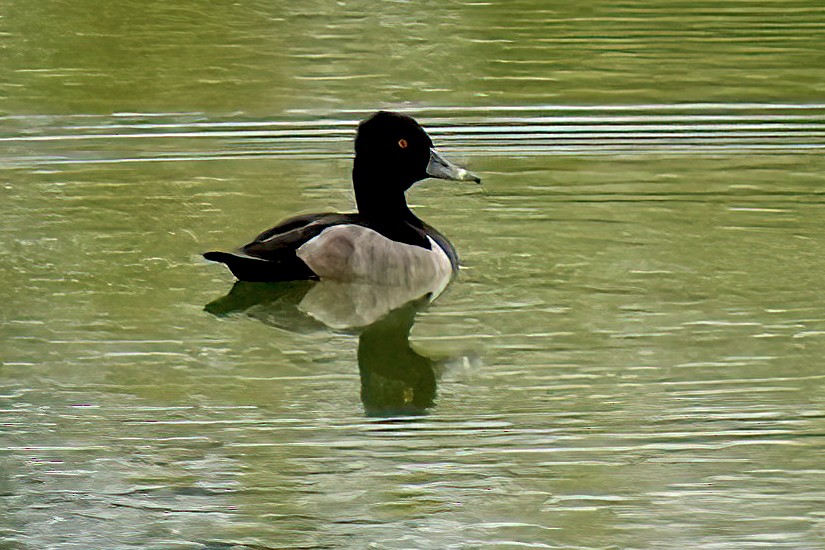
<box><xmin>203</xmin><ymin>111</ymin><xmax>480</xmax><ymax>284</ymax></box>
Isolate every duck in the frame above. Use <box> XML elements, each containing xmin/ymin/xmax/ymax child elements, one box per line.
<box><xmin>203</xmin><ymin>111</ymin><xmax>480</xmax><ymax>285</ymax></box>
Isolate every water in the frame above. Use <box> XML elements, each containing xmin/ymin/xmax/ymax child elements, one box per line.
<box><xmin>3</xmin><ymin>1</ymin><xmax>825</xmax><ymax>548</ymax></box>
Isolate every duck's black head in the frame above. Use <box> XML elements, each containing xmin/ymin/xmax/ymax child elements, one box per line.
<box><xmin>353</xmin><ymin>112</ymin><xmax>480</xmax><ymax>215</ymax></box>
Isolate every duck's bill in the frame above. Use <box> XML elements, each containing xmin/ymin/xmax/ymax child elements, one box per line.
<box><xmin>426</xmin><ymin>149</ymin><xmax>481</xmax><ymax>184</ymax></box>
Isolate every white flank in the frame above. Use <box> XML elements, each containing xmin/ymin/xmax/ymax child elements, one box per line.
<box><xmin>296</xmin><ymin>225</ymin><xmax>453</xmax><ymax>289</ymax></box>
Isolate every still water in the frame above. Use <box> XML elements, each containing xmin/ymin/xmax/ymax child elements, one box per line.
<box><xmin>3</xmin><ymin>1</ymin><xmax>825</xmax><ymax>548</ymax></box>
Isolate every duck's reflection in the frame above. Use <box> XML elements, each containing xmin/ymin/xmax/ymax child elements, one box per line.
<box><xmin>356</xmin><ymin>298</ymin><xmax>437</xmax><ymax>416</ymax></box>
<box><xmin>205</xmin><ymin>279</ymin><xmax>449</xmax><ymax>416</ymax></box>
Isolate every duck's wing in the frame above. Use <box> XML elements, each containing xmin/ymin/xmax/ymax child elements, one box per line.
<box><xmin>245</xmin><ymin>212</ymin><xmax>355</xmax><ymax>247</ymax></box>
<box><xmin>203</xmin><ymin>213</ymin><xmax>358</xmax><ymax>282</ymax></box>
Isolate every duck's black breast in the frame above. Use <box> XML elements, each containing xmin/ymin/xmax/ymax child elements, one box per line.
<box><xmin>418</xmin><ymin>222</ymin><xmax>458</xmax><ymax>272</ymax></box>
<box><xmin>204</xmin><ymin>212</ymin><xmax>458</xmax><ymax>282</ymax></box>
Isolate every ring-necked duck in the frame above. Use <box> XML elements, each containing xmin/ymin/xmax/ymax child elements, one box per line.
<box><xmin>204</xmin><ymin>111</ymin><xmax>480</xmax><ymax>285</ymax></box>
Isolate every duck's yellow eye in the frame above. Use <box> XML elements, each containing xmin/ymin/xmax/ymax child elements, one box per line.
<box><xmin>398</xmin><ymin>138</ymin><xmax>408</xmax><ymax>149</ymax></box>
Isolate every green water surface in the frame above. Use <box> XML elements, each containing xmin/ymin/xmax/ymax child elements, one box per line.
<box><xmin>3</xmin><ymin>1</ymin><xmax>825</xmax><ymax>548</ymax></box>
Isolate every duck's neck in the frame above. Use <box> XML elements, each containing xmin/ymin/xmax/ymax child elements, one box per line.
<box><xmin>353</xmin><ymin>164</ymin><xmax>419</xmax><ymax>225</ymax></box>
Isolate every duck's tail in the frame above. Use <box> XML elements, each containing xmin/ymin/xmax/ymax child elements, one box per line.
<box><xmin>204</xmin><ymin>251</ymin><xmax>270</xmax><ymax>282</ymax></box>
<box><xmin>203</xmin><ymin>251</ymin><xmax>317</xmax><ymax>282</ymax></box>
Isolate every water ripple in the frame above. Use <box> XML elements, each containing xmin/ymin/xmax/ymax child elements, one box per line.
<box><xmin>3</xmin><ymin>103</ymin><xmax>825</xmax><ymax>167</ymax></box>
